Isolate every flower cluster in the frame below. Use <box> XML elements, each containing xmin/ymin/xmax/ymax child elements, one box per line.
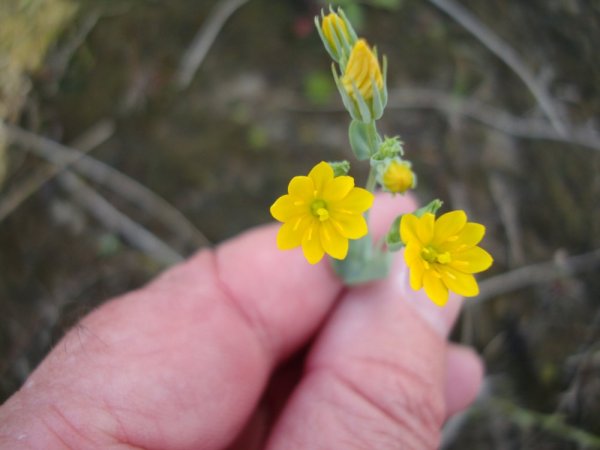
<box><xmin>270</xmin><ymin>8</ymin><xmax>492</xmax><ymax>305</ymax></box>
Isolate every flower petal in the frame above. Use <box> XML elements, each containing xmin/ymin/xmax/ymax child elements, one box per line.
<box><xmin>332</xmin><ymin>187</ymin><xmax>374</xmax><ymax>214</ymax></box>
<box><xmin>301</xmin><ymin>222</ymin><xmax>325</xmax><ymax>264</ymax></box>
<box><xmin>308</xmin><ymin>162</ymin><xmax>334</xmax><ymax>195</ymax></box>
<box><xmin>433</xmin><ymin>210</ymin><xmax>467</xmax><ymax>244</ymax></box>
<box><xmin>439</xmin><ymin>222</ymin><xmax>486</xmax><ymax>252</ymax></box>
<box><xmin>451</xmin><ymin>246</ymin><xmax>493</xmax><ymax>273</ymax></box>
<box><xmin>404</xmin><ymin>244</ymin><xmax>425</xmax><ymax>291</ymax></box>
<box><xmin>459</xmin><ymin>223</ymin><xmax>485</xmax><ymax>246</ymax></box>
<box><xmin>400</xmin><ymin>213</ymin><xmax>420</xmax><ymax>244</ymax></box>
<box><xmin>410</xmin><ymin>263</ymin><xmax>425</xmax><ymax>291</ymax></box>
<box><xmin>322</xmin><ymin>175</ymin><xmax>354</xmax><ymax>202</ymax></box>
<box><xmin>288</xmin><ymin>176</ymin><xmax>314</xmax><ymax>201</ymax></box>
<box><xmin>319</xmin><ymin>221</ymin><xmax>349</xmax><ymax>260</ymax></box>
<box><xmin>270</xmin><ymin>195</ymin><xmax>307</xmax><ymax>222</ymax></box>
<box><xmin>330</xmin><ymin>214</ymin><xmax>368</xmax><ymax>239</ymax></box>
<box><xmin>276</xmin><ymin>216</ymin><xmax>310</xmax><ymax>250</ymax></box>
<box><xmin>417</xmin><ymin>213</ymin><xmax>435</xmax><ymax>244</ymax></box>
<box><xmin>439</xmin><ymin>266</ymin><xmax>479</xmax><ymax>297</ymax></box>
<box><xmin>404</xmin><ymin>241</ymin><xmax>422</xmax><ymax>268</ymax></box>
<box><xmin>423</xmin><ymin>271</ymin><xmax>449</xmax><ymax>306</ymax></box>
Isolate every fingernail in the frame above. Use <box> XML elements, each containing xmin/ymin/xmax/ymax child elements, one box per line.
<box><xmin>392</xmin><ymin>253</ymin><xmax>462</xmax><ymax>338</ymax></box>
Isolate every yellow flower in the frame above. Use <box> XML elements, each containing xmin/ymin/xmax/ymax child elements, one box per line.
<box><xmin>321</xmin><ymin>12</ymin><xmax>349</xmax><ymax>53</ymax></box>
<box><xmin>400</xmin><ymin>211</ymin><xmax>493</xmax><ymax>306</ymax></box>
<box><xmin>342</xmin><ymin>39</ymin><xmax>383</xmax><ymax>101</ymax></box>
<box><xmin>270</xmin><ymin>162</ymin><xmax>374</xmax><ymax>264</ymax></box>
<box><xmin>382</xmin><ymin>160</ymin><xmax>415</xmax><ymax>194</ymax></box>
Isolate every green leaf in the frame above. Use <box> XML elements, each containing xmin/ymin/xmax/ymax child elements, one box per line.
<box><xmin>348</xmin><ymin>119</ymin><xmax>372</xmax><ymax>160</ymax></box>
<box><xmin>385</xmin><ymin>215</ymin><xmax>404</xmax><ymax>251</ymax></box>
<box><xmin>385</xmin><ymin>199</ymin><xmax>444</xmax><ymax>252</ymax></box>
<box><xmin>413</xmin><ymin>199</ymin><xmax>443</xmax><ymax>217</ymax></box>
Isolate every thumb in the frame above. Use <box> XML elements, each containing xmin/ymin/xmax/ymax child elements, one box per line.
<box><xmin>265</xmin><ymin>254</ymin><xmax>474</xmax><ymax>450</ymax></box>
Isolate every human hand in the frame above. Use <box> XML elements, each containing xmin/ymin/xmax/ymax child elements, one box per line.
<box><xmin>0</xmin><ymin>194</ymin><xmax>482</xmax><ymax>450</ymax></box>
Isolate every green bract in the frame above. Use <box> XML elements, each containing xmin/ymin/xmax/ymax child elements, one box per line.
<box><xmin>315</xmin><ymin>8</ymin><xmax>357</xmax><ymax>67</ymax></box>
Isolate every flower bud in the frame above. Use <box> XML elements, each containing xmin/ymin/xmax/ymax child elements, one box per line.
<box><xmin>315</xmin><ymin>9</ymin><xmax>357</xmax><ymax>64</ymax></box>
<box><xmin>332</xmin><ymin>39</ymin><xmax>388</xmax><ymax>123</ymax></box>
<box><xmin>342</xmin><ymin>40</ymin><xmax>383</xmax><ymax>101</ymax></box>
<box><xmin>380</xmin><ymin>159</ymin><xmax>416</xmax><ymax>194</ymax></box>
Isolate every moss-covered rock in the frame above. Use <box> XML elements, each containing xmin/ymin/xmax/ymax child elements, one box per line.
<box><xmin>0</xmin><ymin>0</ymin><xmax>77</xmax><ymax>186</ymax></box>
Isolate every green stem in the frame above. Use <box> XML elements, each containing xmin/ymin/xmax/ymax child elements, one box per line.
<box><xmin>363</xmin><ymin>119</ymin><xmax>379</xmax><ymax>245</ymax></box>
<box><xmin>365</xmin><ymin>166</ymin><xmax>377</xmax><ymax>193</ymax></box>
<box><xmin>365</xmin><ymin>119</ymin><xmax>380</xmax><ymax>194</ymax></box>
<box><xmin>366</xmin><ymin>120</ymin><xmax>379</xmax><ymax>155</ymax></box>
<box><xmin>489</xmin><ymin>397</ymin><xmax>600</xmax><ymax>448</ymax></box>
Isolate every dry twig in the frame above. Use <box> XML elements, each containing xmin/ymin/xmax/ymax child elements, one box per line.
<box><xmin>475</xmin><ymin>248</ymin><xmax>600</xmax><ymax>302</ymax></box>
<box><xmin>57</xmin><ymin>171</ymin><xmax>183</xmax><ymax>266</ymax></box>
<box><xmin>426</xmin><ymin>0</ymin><xmax>567</xmax><ymax>136</ymax></box>
<box><xmin>3</xmin><ymin>123</ymin><xmax>210</xmax><ymax>247</ymax></box>
<box><xmin>386</xmin><ymin>88</ymin><xmax>600</xmax><ymax>152</ymax></box>
<box><xmin>47</xmin><ymin>9</ymin><xmax>103</xmax><ymax>83</ymax></box>
<box><xmin>488</xmin><ymin>396</ymin><xmax>600</xmax><ymax>448</ymax></box>
<box><xmin>175</xmin><ymin>0</ymin><xmax>251</xmax><ymax>89</ymax></box>
<box><xmin>0</xmin><ymin>121</ymin><xmax>114</xmax><ymax>223</ymax></box>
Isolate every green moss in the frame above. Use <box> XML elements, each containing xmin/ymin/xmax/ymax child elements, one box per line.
<box><xmin>0</xmin><ymin>0</ymin><xmax>77</xmax><ymax>185</ymax></box>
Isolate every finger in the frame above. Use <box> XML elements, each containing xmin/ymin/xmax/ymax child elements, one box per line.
<box><xmin>0</xmin><ymin>226</ymin><xmax>343</xmax><ymax>450</ymax></box>
<box><xmin>363</xmin><ymin>194</ymin><xmax>463</xmax><ymax>337</ymax></box>
<box><xmin>215</xmin><ymin>192</ymin><xmax>418</xmax><ymax>359</ymax></box>
<box><xmin>444</xmin><ymin>345</ymin><xmax>483</xmax><ymax>417</ymax></box>
<box><xmin>266</xmin><ymin>231</ymin><xmax>469</xmax><ymax>449</ymax></box>
<box><xmin>0</xmin><ymin>194</ymin><xmax>418</xmax><ymax>450</ymax></box>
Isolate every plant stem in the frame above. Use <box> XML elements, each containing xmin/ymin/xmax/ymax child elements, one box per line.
<box><xmin>366</xmin><ymin>120</ymin><xmax>380</xmax><ymax>154</ymax></box>
<box><xmin>365</xmin><ymin>166</ymin><xmax>377</xmax><ymax>192</ymax></box>
<box><xmin>365</xmin><ymin>119</ymin><xmax>380</xmax><ymax>193</ymax></box>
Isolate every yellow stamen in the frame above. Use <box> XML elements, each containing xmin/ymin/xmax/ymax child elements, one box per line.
<box><xmin>316</xmin><ymin>208</ymin><xmax>329</xmax><ymax>221</ymax></box>
<box><xmin>310</xmin><ymin>199</ymin><xmax>330</xmax><ymax>221</ymax></box>
<box><xmin>421</xmin><ymin>246</ymin><xmax>451</xmax><ymax>264</ymax></box>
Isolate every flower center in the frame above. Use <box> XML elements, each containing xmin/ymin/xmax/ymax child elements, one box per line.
<box><xmin>421</xmin><ymin>246</ymin><xmax>451</xmax><ymax>264</ymax></box>
<box><xmin>310</xmin><ymin>199</ymin><xmax>330</xmax><ymax>222</ymax></box>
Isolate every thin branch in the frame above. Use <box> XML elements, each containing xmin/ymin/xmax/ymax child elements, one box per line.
<box><xmin>2</xmin><ymin>123</ymin><xmax>210</xmax><ymax>247</ymax></box>
<box><xmin>175</xmin><ymin>0</ymin><xmax>251</xmax><ymax>89</ymax></box>
<box><xmin>426</xmin><ymin>0</ymin><xmax>567</xmax><ymax>136</ymax></box>
<box><xmin>47</xmin><ymin>9</ymin><xmax>103</xmax><ymax>82</ymax></box>
<box><xmin>57</xmin><ymin>171</ymin><xmax>183</xmax><ymax>266</ymax></box>
<box><xmin>475</xmin><ymin>248</ymin><xmax>600</xmax><ymax>302</ymax></box>
<box><xmin>0</xmin><ymin>121</ymin><xmax>114</xmax><ymax>223</ymax></box>
<box><xmin>488</xmin><ymin>396</ymin><xmax>600</xmax><ymax>448</ymax></box>
<box><xmin>386</xmin><ymin>88</ymin><xmax>599</xmax><ymax>152</ymax></box>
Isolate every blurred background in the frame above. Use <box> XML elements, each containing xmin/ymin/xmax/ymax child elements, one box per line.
<box><xmin>1</xmin><ymin>0</ymin><xmax>599</xmax><ymax>447</ymax></box>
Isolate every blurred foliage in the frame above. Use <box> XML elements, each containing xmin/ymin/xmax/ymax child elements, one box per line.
<box><xmin>303</xmin><ymin>70</ymin><xmax>335</xmax><ymax>105</ymax></box>
<box><xmin>323</xmin><ymin>0</ymin><xmax>403</xmax><ymax>29</ymax></box>
<box><xmin>0</xmin><ymin>0</ymin><xmax>77</xmax><ymax>186</ymax></box>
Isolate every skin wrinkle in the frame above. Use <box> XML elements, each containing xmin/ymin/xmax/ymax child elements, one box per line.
<box><xmin>7</xmin><ymin>249</ymin><xmax>270</xmax><ymax>450</ymax></box>
<box><xmin>306</xmin><ymin>362</ymin><xmax>441</xmax><ymax>449</ymax></box>
<box><xmin>215</xmin><ymin>226</ymin><xmax>346</xmax><ymax>361</ymax></box>
<box><xmin>104</xmin><ymin>253</ymin><xmax>265</xmax><ymax>450</ymax></box>
<box><xmin>350</xmin><ymin>353</ymin><xmax>443</xmax><ymax>427</ymax></box>
<box><xmin>46</xmin><ymin>332</ymin><xmax>168</xmax><ymax>447</ymax></box>
<box><xmin>102</xmin><ymin>393</ymin><xmax>163</xmax><ymax>449</ymax></box>
<box><xmin>211</xmin><ymin>249</ymin><xmax>276</xmax><ymax>363</ymax></box>
<box><xmin>38</xmin><ymin>415</ymin><xmax>74</xmax><ymax>450</ymax></box>
<box><xmin>23</xmin><ymin>383</ymin><xmax>141</xmax><ymax>450</ymax></box>
<box><xmin>43</xmin><ymin>404</ymin><xmax>97</xmax><ymax>450</ymax></box>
